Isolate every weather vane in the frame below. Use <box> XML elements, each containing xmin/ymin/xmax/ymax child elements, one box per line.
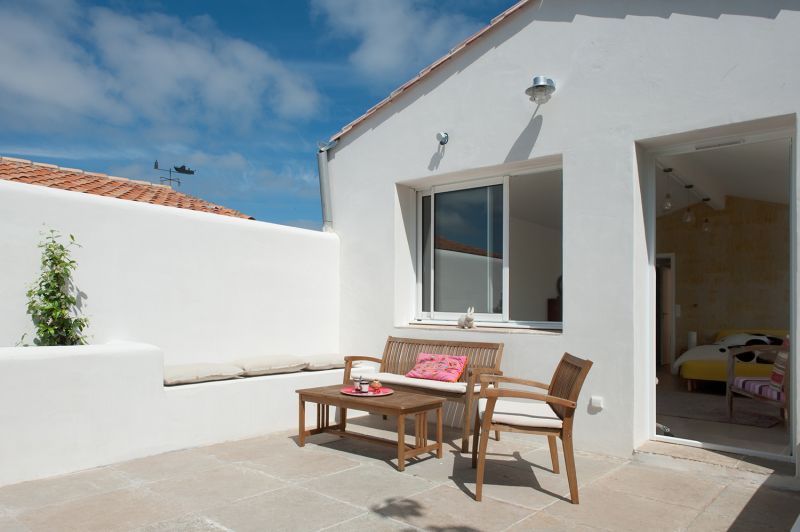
<box><xmin>153</xmin><ymin>160</ymin><xmax>196</xmax><ymax>187</ymax></box>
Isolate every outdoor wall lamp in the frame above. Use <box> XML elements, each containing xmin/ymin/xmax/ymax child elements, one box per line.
<box><xmin>525</xmin><ymin>76</ymin><xmax>556</xmax><ymax>104</ymax></box>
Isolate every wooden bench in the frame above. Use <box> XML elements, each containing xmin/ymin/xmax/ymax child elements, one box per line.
<box><xmin>343</xmin><ymin>336</ymin><xmax>504</xmax><ymax>452</ymax></box>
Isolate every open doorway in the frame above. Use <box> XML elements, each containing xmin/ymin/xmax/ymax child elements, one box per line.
<box><xmin>653</xmin><ymin>135</ymin><xmax>792</xmax><ymax>457</ymax></box>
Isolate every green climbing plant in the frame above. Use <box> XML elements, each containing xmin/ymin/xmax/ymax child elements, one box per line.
<box><xmin>25</xmin><ymin>230</ymin><xmax>89</xmax><ymax>346</ymax></box>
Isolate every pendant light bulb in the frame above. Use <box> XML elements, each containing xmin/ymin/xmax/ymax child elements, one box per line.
<box><xmin>700</xmin><ymin>198</ymin><xmax>711</xmax><ymax>232</ymax></box>
<box><xmin>663</xmin><ymin>193</ymin><xmax>672</xmax><ymax>211</ymax></box>
<box><xmin>683</xmin><ymin>184</ymin><xmax>695</xmax><ymax>224</ymax></box>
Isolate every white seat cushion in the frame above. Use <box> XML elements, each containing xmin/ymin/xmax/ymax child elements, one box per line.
<box><xmin>304</xmin><ymin>354</ymin><xmax>346</xmax><ymax>371</ymax></box>
<box><xmin>478</xmin><ymin>398</ymin><xmax>563</xmax><ymax>429</ymax></box>
<box><xmin>234</xmin><ymin>355</ymin><xmax>308</xmax><ymax>377</ymax></box>
<box><xmin>164</xmin><ymin>363</ymin><xmax>244</xmax><ymax>386</ymax></box>
<box><xmin>367</xmin><ymin>372</ymin><xmax>478</xmax><ymax>394</ymax></box>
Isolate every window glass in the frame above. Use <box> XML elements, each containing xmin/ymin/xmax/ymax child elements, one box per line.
<box><xmin>432</xmin><ymin>184</ymin><xmax>503</xmax><ymax>314</ymax></box>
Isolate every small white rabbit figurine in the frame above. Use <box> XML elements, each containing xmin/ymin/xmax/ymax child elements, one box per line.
<box><xmin>458</xmin><ymin>307</ymin><xmax>475</xmax><ymax>329</ymax></box>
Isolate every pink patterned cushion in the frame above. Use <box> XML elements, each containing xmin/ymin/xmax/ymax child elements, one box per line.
<box><xmin>769</xmin><ymin>350</ymin><xmax>788</xmax><ymax>391</ymax></box>
<box><xmin>405</xmin><ymin>353</ymin><xmax>468</xmax><ymax>383</ymax></box>
<box><xmin>733</xmin><ymin>377</ymin><xmax>785</xmax><ymax>401</ymax></box>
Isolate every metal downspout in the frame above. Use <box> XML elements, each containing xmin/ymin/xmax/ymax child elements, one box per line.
<box><xmin>316</xmin><ymin>141</ymin><xmax>337</xmax><ymax>232</ymax></box>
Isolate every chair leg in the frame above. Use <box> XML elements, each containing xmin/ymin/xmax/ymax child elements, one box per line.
<box><xmin>726</xmin><ymin>390</ymin><xmax>733</xmax><ymax>420</ymax></box>
<box><xmin>471</xmin><ymin>409</ymin><xmax>481</xmax><ymax>468</ymax></box>
<box><xmin>475</xmin><ymin>423</ymin><xmax>491</xmax><ymax>501</ymax></box>
<box><xmin>548</xmin><ymin>435</ymin><xmax>559</xmax><ymax>474</ymax></box>
<box><xmin>461</xmin><ymin>398</ymin><xmax>473</xmax><ymax>453</ymax></box>
<box><xmin>495</xmin><ymin>430</ymin><xmax>501</xmax><ymax>441</ymax></box>
<box><xmin>561</xmin><ymin>433</ymin><xmax>579</xmax><ymax>504</ymax></box>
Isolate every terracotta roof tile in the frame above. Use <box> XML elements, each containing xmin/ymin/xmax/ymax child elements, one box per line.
<box><xmin>0</xmin><ymin>156</ymin><xmax>254</xmax><ymax>220</ymax></box>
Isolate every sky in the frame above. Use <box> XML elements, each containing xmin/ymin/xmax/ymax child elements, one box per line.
<box><xmin>0</xmin><ymin>0</ymin><xmax>513</xmax><ymax>228</ymax></box>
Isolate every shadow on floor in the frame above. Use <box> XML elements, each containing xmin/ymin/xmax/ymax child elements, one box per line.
<box><xmin>448</xmin><ymin>450</ymin><xmax>570</xmax><ymax>503</ymax></box>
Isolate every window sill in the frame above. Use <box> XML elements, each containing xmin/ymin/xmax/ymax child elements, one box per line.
<box><xmin>400</xmin><ymin>322</ymin><xmax>562</xmax><ymax>335</ymax></box>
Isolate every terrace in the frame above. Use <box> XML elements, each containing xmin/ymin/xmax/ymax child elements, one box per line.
<box><xmin>0</xmin><ymin>418</ymin><xmax>797</xmax><ymax>531</ymax></box>
<box><xmin>1</xmin><ymin>154</ymin><xmax>799</xmax><ymax>530</ymax></box>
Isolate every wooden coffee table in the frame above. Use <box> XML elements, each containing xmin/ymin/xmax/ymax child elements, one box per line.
<box><xmin>296</xmin><ymin>384</ymin><xmax>444</xmax><ymax>471</ymax></box>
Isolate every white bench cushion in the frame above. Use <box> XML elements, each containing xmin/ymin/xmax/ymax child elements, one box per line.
<box><xmin>305</xmin><ymin>354</ymin><xmax>346</xmax><ymax>371</ymax></box>
<box><xmin>164</xmin><ymin>363</ymin><xmax>244</xmax><ymax>386</ymax></box>
<box><xmin>234</xmin><ymin>355</ymin><xmax>308</xmax><ymax>377</ymax></box>
<box><xmin>478</xmin><ymin>398</ymin><xmax>562</xmax><ymax>429</ymax></box>
<box><xmin>367</xmin><ymin>372</ymin><xmax>478</xmax><ymax>394</ymax></box>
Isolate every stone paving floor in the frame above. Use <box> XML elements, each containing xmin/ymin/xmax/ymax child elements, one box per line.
<box><xmin>1</xmin><ymin>416</ymin><xmax>798</xmax><ymax>531</ymax></box>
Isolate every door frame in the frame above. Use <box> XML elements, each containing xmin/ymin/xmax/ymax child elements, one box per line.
<box><xmin>641</xmin><ymin>120</ymin><xmax>797</xmax><ymax>463</ymax></box>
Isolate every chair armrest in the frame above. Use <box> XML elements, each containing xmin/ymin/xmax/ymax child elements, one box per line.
<box><xmin>727</xmin><ymin>345</ymin><xmax>782</xmax><ymax>357</ymax></box>
<box><xmin>483</xmin><ymin>387</ymin><xmax>576</xmax><ymax>409</ymax></box>
<box><xmin>479</xmin><ymin>374</ymin><xmax>549</xmax><ymax>390</ymax></box>
<box><xmin>468</xmin><ymin>367</ymin><xmax>504</xmax><ymax>377</ymax></box>
<box><xmin>467</xmin><ymin>367</ymin><xmax>503</xmax><ymax>393</ymax></box>
<box><xmin>344</xmin><ymin>355</ymin><xmax>382</xmax><ymax>364</ymax></box>
<box><xmin>343</xmin><ymin>356</ymin><xmax>382</xmax><ymax>383</ymax></box>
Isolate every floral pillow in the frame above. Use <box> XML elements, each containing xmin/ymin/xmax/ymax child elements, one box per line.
<box><xmin>769</xmin><ymin>350</ymin><xmax>788</xmax><ymax>391</ymax></box>
<box><xmin>405</xmin><ymin>353</ymin><xmax>468</xmax><ymax>383</ymax></box>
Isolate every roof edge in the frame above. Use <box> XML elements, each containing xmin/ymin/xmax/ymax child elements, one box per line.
<box><xmin>328</xmin><ymin>0</ymin><xmax>533</xmax><ymax>144</ymax></box>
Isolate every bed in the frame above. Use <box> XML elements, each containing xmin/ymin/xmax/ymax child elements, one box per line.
<box><xmin>672</xmin><ymin>328</ymin><xmax>787</xmax><ymax>390</ymax></box>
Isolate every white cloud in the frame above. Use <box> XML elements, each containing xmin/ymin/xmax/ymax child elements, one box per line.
<box><xmin>312</xmin><ymin>0</ymin><xmax>482</xmax><ymax>84</ymax></box>
<box><xmin>0</xmin><ymin>2</ymin><xmax>320</xmax><ymax>136</ymax></box>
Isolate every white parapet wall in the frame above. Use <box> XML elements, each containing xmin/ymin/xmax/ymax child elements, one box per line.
<box><xmin>0</xmin><ymin>179</ymin><xmax>340</xmax><ymax>365</ymax></box>
<box><xmin>0</xmin><ymin>342</ymin><xmax>353</xmax><ymax>487</ymax></box>
<box><xmin>0</xmin><ymin>178</ymin><xmax>345</xmax><ymax>486</ymax></box>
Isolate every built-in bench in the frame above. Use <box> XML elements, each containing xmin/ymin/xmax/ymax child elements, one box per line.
<box><xmin>343</xmin><ymin>336</ymin><xmax>504</xmax><ymax>452</ymax></box>
<box><xmin>163</xmin><ymin>354</ymin><xmax>350</xmax><ymax>386</ymax></box>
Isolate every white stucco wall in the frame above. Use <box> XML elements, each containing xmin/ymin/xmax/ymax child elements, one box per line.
<box><xmin>0</xmin><ymin>179</ymin><xmax>339</xmax><ymax>364</ymax></box>
<box><xmin>326</xmin><ymin>1</ymin><xmax>800</xmax><ymax>457</ymax></box>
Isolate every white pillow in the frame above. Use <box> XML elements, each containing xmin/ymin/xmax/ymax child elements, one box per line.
<box><xmin>164</xmin><ymin>363</ymin><xmax>244</xmax><ymax>386</ymax></box>
<box><xmin>305</xmin><ymin>354</ymin><xmax>346</xmax><ymax>371</ymax></box>
<box><xmin>234</xmin><ymin>355</ymin><xmax>308</xmax><ymax>376</ymax></box>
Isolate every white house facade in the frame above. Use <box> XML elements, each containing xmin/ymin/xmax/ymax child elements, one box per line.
<box><xmin>323</xmin><ymin>0</ymin><xmax>800</xmax><ymax>463</ymax></box>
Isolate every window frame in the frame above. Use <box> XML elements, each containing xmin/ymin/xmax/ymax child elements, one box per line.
<box><xmin>413</xmin><ymin>173</ymin><xmax>563</xmax><ymax>330</ymax></box>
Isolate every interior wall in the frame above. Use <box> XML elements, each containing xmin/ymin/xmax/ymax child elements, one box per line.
<box><xmin>509</xmin><ymin>217</ymin><xmax>562</xmax><ymax>321</ymax></box>
<box><xmin>656</xmin><ymin>195</ymin><xmax>789</xmax><ymax>349</ymax></box>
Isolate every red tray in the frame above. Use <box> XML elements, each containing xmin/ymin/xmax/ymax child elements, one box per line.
<box><xmin>340</xmin><ymin>386</ymin><xmax>394</xmax><ymax>397</ymax></box>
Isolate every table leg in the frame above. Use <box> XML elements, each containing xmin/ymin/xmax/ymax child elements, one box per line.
<box><xmin>436</xmin><ymin>406</ymin><xmax>443</xmax><ymax>458</ymax></box>
<box><xmin>397</xmin><ymin>414</ymin><xmax>406</xmax><ymax>471</ymax></box>
<box><xmin>298</xmin><ymin>396</ymin><xmax>306</xmax><ymax>447</ymax></box>
<box><xmin>340</xmin><ymin>407</ymin><xmax>348</xmax><ymax>432</ymax></box>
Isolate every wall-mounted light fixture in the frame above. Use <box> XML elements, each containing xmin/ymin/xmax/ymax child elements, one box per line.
<box><xmin>525</xmin><ymin>76</ymin><xmax>556</xmax><ymax>104</ymax></box>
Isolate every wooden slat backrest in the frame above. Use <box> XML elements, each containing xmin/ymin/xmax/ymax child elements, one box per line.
<box><xmin>548</xmin><ymin>353</ymin><xmax>593</xmax><ymax>420</ymax></box>
<box><xmin>380</xmin><ymin>336</ymin><xmax>504</xmax><ymax>383</ymax></box>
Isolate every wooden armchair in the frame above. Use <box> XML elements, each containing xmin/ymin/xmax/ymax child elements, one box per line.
<box><xmin>726</xmin><ymin>344</ymin><xmax>788</xmax><ymax>422</ymax></box>
<box><xmin>472</xmin><ymin>353</ymin><xmax>593</xmax><ymax>504</ymax></box>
